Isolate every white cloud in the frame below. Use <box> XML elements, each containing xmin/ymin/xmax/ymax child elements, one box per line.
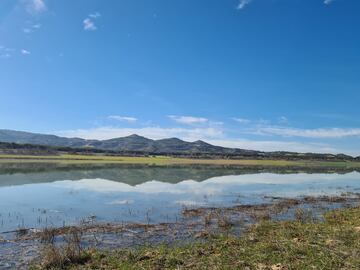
<box><xmin>23</xmin><ymin>28</ymin><xmax>32</xmax><ymax>34</ymax></box>
<box><xmin>235</xmin><ymin>0</ymin><xmax>334</xmax><ymax>10</ymax></box>
<box><xmin>0</xmin><ymin>53</ymin><xmax>11</xmax><ymax>59</ymax></box>
<box><xmin>0</xmin><ymin>47</ymin><xmax>15</xmax><ymax>52</ymax></box>
<box><xmin>168</xmin><ymin>115</ymin><xmax>208</xmax><ymax>125</ymax></box>
<box><xmin>233</xmin><ymin>118</ymin><xmax>274</xmax><ymax>125</ymax></box>
<box><xmin>21</xmin><ymin>49</ymin><xmax>31</xmax><ymax>55</ymax></box>
<box><xmin>89</xmin><ymin>12</ymin><xmax>101</xmax><ymax>19</ymax></box>
<box><xmin>232</xmin><ymin>118</ymin><xmax>251</xmax><ymax>124</ymax></box>
<box><xmin>26</xmin><ymin>0</ymin><xmax>46</xmax><ymax>14</ymax></box>
<box><xmin>55</xmin><ymin>126</ymin><xmax>223</xmax><ymax>142</ymax></box>
<box><xmin>83</xmin><ymin>18</ymin><xmax>97</xmax><ymax>31</ymax></box>
<box><xmin>237</xmin><ymin>0</ymin><xmax>252</xmax><ymax>10</ymax></box>
<box><xmin>207</xmin><ymin>139</ymin><xmax>338</xmax><ymax>154</ymax></box>
<box><xmin>277</xmin><ymin>116</ymin><xmax>289</xmax><ymax>125</ymax></box>
<box><xmin>257</xmin><ymin>119</ymin><xmax>271</xmax><ymax>125</ymax></box>
<box><xmin>53</xmin><ymin>126</ymin><xmax>358</xmax><ymax>155</ymax></box>
<box><xmin>0</xmin><ymin>46</ymin><xmax>14</xmax><ymax>59</ymax></box>
<box><xmin>108</xmin><ymin>115</ymin><xmax>138</xmax><ymax>123</ymax></box>
<box><xmin>23</xmin><ymin>24</ymin><xmax>41</xmax><ymax>34</ymax></box>
<box><xmin>83</xmin><ymin>12</ymin><xmax>101</xmax><ymax>31</ymax></box>
<box><xmin>254</xmin><ymin>127</ymin><xmax>360</xmax><ymax>139</ymax></box>
<box><xmin>33</xmin><ymin>0</ymin><xmax>45</xmax><ymax>11</ymax></box>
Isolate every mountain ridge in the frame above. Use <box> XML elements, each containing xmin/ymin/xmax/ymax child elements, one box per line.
<box><xmin>0</xmin><ymin>129</ymin><xmax>246</xmax><ymax>154</ymax></box>
<box><xmin>0</xmin><ymin>129</ymin><xmax>356</xmax><ymax>160</ymax></box>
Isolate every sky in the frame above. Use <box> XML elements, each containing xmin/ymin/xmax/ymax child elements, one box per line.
<box><xmin>0</xmin><ymin>0</ymin><xmax>360</xmax><ymax>155</ymax></box>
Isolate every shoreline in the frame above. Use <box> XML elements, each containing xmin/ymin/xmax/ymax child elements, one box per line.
<box><xmin>1</xmin><ymin>193</ymin><xmax>360</xmax><ymax>269</ymax></box>
<box><xmin>47</xmin><ymin>204</ymin><xmax>360</xmax><ymax>270</ymax></box>
<box><xmin>1</xmin><ymin>154</ymin><xmax>360</xmax><ymax>168</ymax></box>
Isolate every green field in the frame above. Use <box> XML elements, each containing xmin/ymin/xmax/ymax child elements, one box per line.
<box><xmin>0</xmin><ymin>154</ymin><xmax>359</xmax><ymax>168</ymax></box>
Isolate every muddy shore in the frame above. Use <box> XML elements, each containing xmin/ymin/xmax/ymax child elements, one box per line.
<box><xmin>1</xmin><ymin>193</ymin><xmax>360</xmax><ymax>269</ymax></box>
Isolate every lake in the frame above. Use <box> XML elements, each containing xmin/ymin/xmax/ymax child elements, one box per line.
<box><xmin>1</xmin><ymin>164</ymin><xmax>359</xmax><ymax>233</ymax></box>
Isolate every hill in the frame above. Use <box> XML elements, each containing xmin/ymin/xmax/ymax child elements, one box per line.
<box><xmin>0</xmin><ymin>129</ymin><xmax>254</xmax><ymax>155</ymax></box>
<box><xmin>0</xmin><ymin>129</ymin><xmax>356</xmax><ymax>161</ymax></box>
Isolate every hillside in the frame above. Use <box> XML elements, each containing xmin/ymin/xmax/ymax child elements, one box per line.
<box><xmin>0</xmin><ymin>129</ymin><xmax>356</xmax><ymax>161</ymax></box>
<box><xmin>0</xmin><ymin>129</ymin><xmax>255</xmax><ymax>155</ymax></box>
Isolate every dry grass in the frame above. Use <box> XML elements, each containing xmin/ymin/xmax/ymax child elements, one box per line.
<box><xmin>40</xmin><ymin>228</ymin><xmax>57</xmax><ymax>244</ymax></box>
<box><xmin>36</xmin><ymin>228</ymin><xmax>89</xmax><ymax>269</ymax></box>
<box><xmin>31</xmin><ymin>205</ymin><xmax>360</xmax><ymax>270</ymax></box>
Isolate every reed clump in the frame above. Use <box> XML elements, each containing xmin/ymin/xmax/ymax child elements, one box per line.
<box><xmin>38</xmin><ymin>228</ymin><xmax>89</xmax><ymax>269</ymax></box>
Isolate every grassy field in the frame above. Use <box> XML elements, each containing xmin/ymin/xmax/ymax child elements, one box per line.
<box><xmin>31</xmin><ymin>206</ymin><xmax>360</xmax><ymax>269</ymax></box>
<box><xmin>0</xmin><ymin>154</ymin><xmax>360</xmax><ymax>168</ymax></box>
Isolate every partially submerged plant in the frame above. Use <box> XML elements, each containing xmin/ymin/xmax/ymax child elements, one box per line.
<box><xmin>40</xmin><ymin>227</ymin><xmax>88</xmax><ymax>269</ymax></box>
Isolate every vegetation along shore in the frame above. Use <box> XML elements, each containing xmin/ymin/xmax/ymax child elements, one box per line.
<box><xmin>29</xmin><ymin>204</ymin><xmax>360</xmax><ymax>269</ymax></box>
<box><xmin>1</xmin><ymin>154</ymin><xmax>360</xmax><ymax>169</ymax></box>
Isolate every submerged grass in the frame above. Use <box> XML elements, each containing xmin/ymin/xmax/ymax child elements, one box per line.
<box><xmin>1</xmin><ymin>154</ymin><xmax>360</xmax><ymax>168</ymax></box>
<box><xmin>32</xmin><ymin>206</ymin><xmax>360</xmax><ymax>270</ymax></box>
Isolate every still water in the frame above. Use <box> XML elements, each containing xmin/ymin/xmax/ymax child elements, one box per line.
<box><xmin>0</xmin><ymin>164</ymin><xmax>359</xmax><ymax>232</ymax></box>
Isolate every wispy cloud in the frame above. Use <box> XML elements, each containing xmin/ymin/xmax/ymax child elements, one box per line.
<box><xmin>23</xmin><ymin>28</ymin><xmax>32</xmax><ymax>34</ymax></box>
<box><xmin>33</xmin><ymin>0</ymin><xmax>45</xmax><ymax>11</ymax></box>
<box><xmin>0</xmin><ymin>53</ymin><xmax>11</xmax><ymax>59</ymax></box>
<box><xmin>83</xmin><ymin>12</ymin><xmax>101</xmax><ymax>31</ymax></box>
<box><xmin>277</xmin><ymin>116</ymin><xmax>289</xmax><ymax>125</ymax></box>
<box><xmin>207</xmin><ymin>139</ymin><xmax>338</xmax><ymax>154</ymax></box>
<box><xmin>0</xmin><ymin>46</ymin><xmax>15</xmax><ymax>59</ymax></box>
<box><xmin>54</xmin><ymin>113</ymin><xmax>360</xmax><ymax>155</ymax></box>
<box><xmin>232</xmin><ymin>116</ymin><xmax>360</xmax><ymax>139</ymax></box>
<box><xmin>254</xmin><ymin>127</ymin><xmax>360</xmax><ymax>139</ymax></box>
<box><xmin>168</xmin><ymin>115</ymin><xmax>209</xmax><ymax>125</ymax></box>
<box><xmin>237</xmin><ymin>0</ymin><xmax>252</xmax><ymax>10</ymax></box>
<box><xmin>233</xmin><ymin>118</ymin><xmax>271</xmax><ymax>125</ymax></box>
<box><xmin>21</xmin><ymin>49</ymin><xmax>31</xmax><ymax>55</ymax></box>
<box><xmin>236</xmin><ymin>0</ymin><xmax>335</xmax><ymax>9</ymax></box>
<box><xmin>108</xmin><ymin>115</ymin><xmax>137</xmax><ymax>123</ymax></box>
<box><xmin>53</xmin><ymin>126</ymin><xmax>354</xmax><ymax>154</ymax></box>
<box><xmin>83</xmin><ymin>18</ymin><xmax>97</xmax><ymax>31</ymax></box>
<box><xmin>232</xmin><ymin>118</ymin><xmax>251</xmax><ymax>124</ymax></box>
<box><xmin>55</xmin><ymin>126</ymin><xmax>223</xmax><ymax>142</ymax></box>
<box><xmin>23</xmin><ymin>23</ymin><xmax>41</xmax><ymax>34</ymax></box>
<box><xmin>26</xmin><ymin>0</ymin><xmax>46</xmax><ymax>14</ymax></box>
<box><xmin>89</xmin><ymin>12</ymin><xmax>101</xmax><ymax>19</ymax></box>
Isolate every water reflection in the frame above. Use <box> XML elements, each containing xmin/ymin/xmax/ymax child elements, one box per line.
<box><xmin>0</xmin><ymin>164</ymin><xmax>359</xmax><ymax>232</ymax></box>
<box><xmin>0</xmin><ymin>163</ymin><xmax>358</xmax><ymax>186</ymax></box>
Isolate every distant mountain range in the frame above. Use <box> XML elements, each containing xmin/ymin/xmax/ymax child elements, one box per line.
<box><xmin>0</xmin><ymin>129</ymin><xmax>255</xmax><ymax>155</ymax></box>
<box><xmin>0</xmin><ymin>129</ymin><xmax>357</xmax><ymax>160</ymax></box>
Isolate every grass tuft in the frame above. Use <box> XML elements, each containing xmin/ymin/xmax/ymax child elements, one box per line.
<box><xmin>31</xmin><ymin>206</ymin><xmax>360</xmax><ymax>269</ymax></box>
<box><xmin>33</xmin><ymin>228</ymin><xmax>89</xmax><ymax>269</ymax></box>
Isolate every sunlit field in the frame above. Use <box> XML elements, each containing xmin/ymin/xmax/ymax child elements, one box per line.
<box><xmin>0</xmin><ymin>154</ymin><xmax>360</xmax><ymax>168</ymax></box>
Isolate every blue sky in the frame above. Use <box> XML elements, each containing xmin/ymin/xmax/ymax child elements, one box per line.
<box><xmin>1</xmin><ymin>0</ymin><xmax>360</xmax><ymax>155</ymax></box>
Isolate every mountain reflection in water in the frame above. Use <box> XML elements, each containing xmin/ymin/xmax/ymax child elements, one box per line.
<box><xmin>0</xmin><ymin>164</ymin><xmax>359</xmax><ymax>232</ymax></box>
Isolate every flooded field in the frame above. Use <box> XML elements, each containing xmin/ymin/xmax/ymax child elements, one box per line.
<box><xmin>1</xmin><ymin>164</ymin><xmax>360</xmax><ymax>268</ymax></box>
<box><xmin>0</xmin><ymin>164</ymin><xmax>359</xmax><ymax>232</ymax></box>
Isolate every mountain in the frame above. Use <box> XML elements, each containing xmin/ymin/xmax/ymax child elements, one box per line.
<box><xmin>0</xmin><ymin>129</ymin><xmax>356</xmax><ymax>160</ymax></box>
<box><xmin>0</xmin><ymin>129</ymin><xmax>250</xmax><ymax>154</ymax></box>
<box><xmin>0</xmin><ymin>129</ymin><xmax>87</xmax><ymax>147</ymax></box>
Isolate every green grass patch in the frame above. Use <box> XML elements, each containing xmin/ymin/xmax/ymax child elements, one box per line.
<box><xmin>32</xmin><ymin>206</ymin><xmax>360</xmax><ymax>269</ymax></box>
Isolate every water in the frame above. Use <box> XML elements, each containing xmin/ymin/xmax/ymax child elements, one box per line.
<box><xmin>0</xmin><ymin>163</ymin><xmax>359</xmax><ymax>232</ymax></box>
